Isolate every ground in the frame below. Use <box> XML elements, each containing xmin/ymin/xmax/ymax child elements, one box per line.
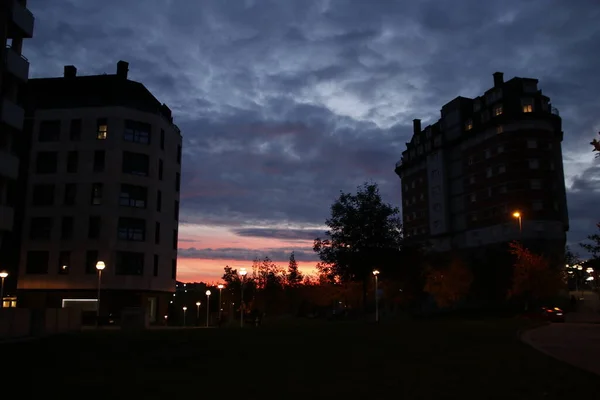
<box><xmin>2</xmin><ymin>318</ymin><xmax>600</xmax><ymax>399</ymax></box>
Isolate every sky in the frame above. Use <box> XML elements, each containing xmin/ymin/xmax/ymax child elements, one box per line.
<box><xmin>24</xmin><ymin>0</ymin><xmax>600</xmax><ymax>282</ymax></box>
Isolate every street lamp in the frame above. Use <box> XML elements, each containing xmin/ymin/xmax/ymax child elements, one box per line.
<box><xmin>205</xmin><ymin>290</ymin><xmax>212</xmax><ymax>327</ymax></box>
<box><xmin>372</xmin><ymin>269</ymin><xmax>380</xmax><ymax>323</ymax></box>
<box><xmin>0</xmin><ymin>271</ymin><xmax>8</xmax><ymax>309</ymax></box>
<box><xmin>217</xmin><ymin>284</ymin><xmax>224</xmax><ymax>321</ymax></box>
<box><xmin>95</xmin><ymin>261</ymin><xmax>105</xmax><ymax>327</ymax></box>
<box><xmin>512</xmin><ymin>211</ymin><xmax>522</xmax><ymax>235</ymax></box>
<box><xmin>196</xmin><ymin>301</ymin><xmax>201</xmax><ymax>322</ymax></box>
<box><xmin>182</xmin><ymin>306</ymin><xmax>188</xmax><ymax>326</ymax></box>
<box><xmin>239</xmin><ymin>268</ymin><xmax>248</xmax><ymax>328</ymax></box>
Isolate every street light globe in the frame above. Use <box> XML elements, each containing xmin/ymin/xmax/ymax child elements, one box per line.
<box><xmin>240</xmin><ymin>268</ymin><xmax>248</xmax><ymax>277</ymax></box>
<box><xmin>512</xmin><ymin>211</ymin><xmax>521</xmax><ymax>218</ymax></box>
<box><xmin>372</xmin><ymin>269</ymin><xmax>380</xmax><ymax>276</ymax></box>
<box><xmin>0</xmin><ymin>271</ymin><xmax>8</xmax><ymax>279</ymax></box>
<box><xmin>218</xmin><ymin>284</ymin><xmax>224</xmax><ymax>289</ymax></box>
<box><xmin>182</xmin><ymin>306</ymin><xmax>187</xmax><ymax>311</ymax></box>
<box><xmin>577</xmin><ymin>265</ymin><xmax>583</xmax><ymax>270</ymax></box>
<box><xmin>95</xmin><ymin>261</ymin><xmax>106</xmax><ymax>271</ymax></box>
<box><xmin>206</xmin><ymin>290</ymin><xmax>212</xmax><ymax>296</ymax></box>
<box><xmin>196</xmin><ymin>301</ymin><xmax>201</xmax><ymax>306</ymax></box>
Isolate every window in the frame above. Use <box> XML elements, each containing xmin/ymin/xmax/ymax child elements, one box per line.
<box><xmin>497</xmin><ymin>145</ymin><xmax>504</xmax><ymax>154</ymax></box>
<box><xmin>473</xmin><ymin>100</ymin><xmax>481</xmax><ymax>112</ymax></box>
<box><xmin>470</xmin><ymin>213</ymin><xmax>478</xmax><ymax>222</ymax></box>
<box><xmin>124</xmin><ymin>120</ymin><xmax>151</xmax><ymax>144</ymax></box>
<box><xmin>529</xmin><ymin>159</ymin><xmax>539</xmax><ymax>169</ymax></box>
<box><xmin>522</xmin><ymin>98</ymin><xmax>534</xmax><ymax>113</ymax></box>
<box><xmin>498</xmin><ymin>164</ymin><xmax>506</xmax><ymax>174</ymax></box>
<box><xmin>116</xmin><ymin>251</ymin><xmax>144</xmax><ymax>275</ymax></box>
<box><xmin>70</xmin><ymin>119</ymin><xmax>82</xmax><ymax>141</ymax></box>
<box><xmin>64</xmin><ymin>183</ymin><xmax>77</xmax><ymax>205</ymax></box>
<box><xmin>97</xmin><ymin>118</ymin><xmax>108</xmax><ymax>140</ymax></box>
<box><xmin>419</xmin><ymin>193</ymin><xmax>424</xmax><ymax>201</ymax></box>
<box><xmin>39</xmin><ymin>120</ymin><xmax>61</xmax><ymax>142</ymax></box>
<box><xmin>532</xmin><ymin>201</ymin><xmax>543</xmax><ymax>211</ymax></box>
<box><xmin>85</xmin><ymin>250</ymin><xmax>98</xmax><ymax>274</ymax></box>
<box><xmin>527</xmin><ymin>139</ymin><xmax>537</xmax><ymax>149</ymax></box>
<box><xmin>153</xmin><ymin>254</ymin><xmax>159</xmax><ymax>277</ymax></box>
<box><xmin>175</xmin><ymin>173</ymin><xmax>181</xmax><ymax>191</ymax></box>
<box><xmin>35</xmin><ymin>152</ymin><xmax>58</xmax><ymax>174</ymax></box>
<box><xmin>496</xmin><ymin>125</ymin><xmax>503</xmax><ymax>134</ymax></box>
<box><xmin>485</xmin><ymin>149</ymin><xmax>491</xmax><ymax>159</ymax></box>
<box><xmin>172</xmin><ymin>229</ymin><xmax>178</xmax><ymax>250</ymax></box>
<box><xmin>93</xmin><ymin>150</ymin><xmax>105</xmax><ymax>172</ymax></box>
<box><xmin>155</xmin><ymin>222</ymin><xmax>160</xmax><ymax>244</ymax></box>
<box><xmin>174</xmin><ymin>200</ymin><xmax>179</xmax><ymax>220</ymax></box>
<box><xmin>487</xmin><ymin>188</ymin><xmax>492</xmax><ymax>197</ymax></box>
<box><xmin>67</xmin><ymin>151</ymin><xmax>78</xmax><ymax>173</ymax></box>
<box><xmin>91</xmin><ymin>183</ymin><xmax>103</xmax><ymax>205</ymax></box>
<box><xmin>160</xmin><ymin>129</ymin><xmax>165</xmax><ymax>150</ymax></box>
<box><xmin>26</xmin><ymin>251</ymin><xmax>49</xmax><ymax>274</ymax></box>
<box><xmin>88</xmin><ymin>216</ymin><xmax>101</xmax><ymax>239</ymax></box>
<box><xmin>122</xmin><ymin>151</ymin><xmax>149</xmax><ymax>176</ymax></box>
<box><xmin>469</xmin><ymin>176</ymin><xmax>475</xmax><ymax>184</ymax></box>
<box><xmin>470</xmin><ymin>194</ymin><xmax>476</xmax><ymax>203</ymax></box>
<box><xmin>493</xmin><ymin>105</ymin><xmax>503</xmax><ymax>116</ymax></box>
<box><xmin>177</xmin><ymin>145</ymin><xmax>182</xmax><ymax>164</ymax></box>
<box><xmin>465</xmin><ymin>119</ymin><xmax>473</xmax><ymax>131</ymax></box>
<box><xmin>156</xmin><ymin>190</ymin><xmax>162</xmax><ymax>212</ymax></box>
<box><xmin>61</xmin><ymin>216</ymin><xmax>74</xmax><ymax>239</ymax></box>
<box><xmin>158</xmin><ymin>159</ymin><xmax>163</xmax><ymax>180</ymax></box>
<box><xmin>171</xmin><ymin>259</ymin><xmax>177</xmax><ymax>279</ymax></box>
<box><xmin>467</xmin><ymin>157</ymin><xmax>473</xmax><ymax>166</ymax></box>
<box><xmin>499</xmin><ymin>185</ymin><xmax>507</xmax><ymax>194</ymax></box>
<box><xmin>32</xmin><ymin>184</ymin><xmax>55</xmax><ymax>206</ymax></box>
<box><xmin>118</xmin><ymin>218</ymin><xmax>146</xmax><ymax>241</ymax></box>
<box><xmin>486</xmin><ymin>168</ymin><xmax>492</xmax><ymax>178</ymax></box>
<box><xmin>58</xmin><ymin>251</ymin><xmax>70</xmax><ymax>275</ymax></box>
<box><xmin>531</xmin><ymin>179</ymin><xmax>541</xmax><ymax>189</ymax></box>
<box><xmin>30</xmin><ymin>217</ymin><xmax>52</xmax><ymax>240</ymax></box>
<box><xmin>119</xmin><ymin>184</ymin><xmax>147</xmax><ymax>208</ymax></box>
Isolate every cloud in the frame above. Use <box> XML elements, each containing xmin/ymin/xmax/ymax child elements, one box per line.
<box><xmin>178</xmin><ymin>247</ymin><xmax>318</xmax><ymax>262</ymax></box>
<box><xmin>233</xmin><ymin>228</ymin><xmax>326</xmax><ymax>241</ymax></box>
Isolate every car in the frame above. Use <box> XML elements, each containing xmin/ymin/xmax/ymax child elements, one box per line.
<box><xmin>541</xmin><ymin>306</ymin><xmax>565</xmax><ymax>323</ymax></box>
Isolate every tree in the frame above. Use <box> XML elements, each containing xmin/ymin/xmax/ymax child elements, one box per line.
<box><xmin>285</xmin><ymin>252</ymin><xmax>303</xmax><ymax>287</ymax></box>
<box><xmin>580</xmin><ymin>223</ymin><xmax>600</xmax><ymax>260</ymax></box>
<box><xmin>313</xmin><ymin>182</ymin><xmax>403</xmax><ymax>307</ymax></box>
<box><xmin>508</xmin><ymin>241</ymin><xmax>563</xmax><ymax>308</ymax></box>
<box><xmin>424</xmin><ymin>256</ymin><xmax>473</xmax><ymax>308</ymax></box>
<box><xmin>591</xmin><ymin>131</ymin><xmax>600</xmax><ymax>158</ymax></box>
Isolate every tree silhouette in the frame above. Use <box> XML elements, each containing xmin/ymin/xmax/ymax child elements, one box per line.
<box><xmin>580</xmin><ymin>223</ymin><xmax>600</xmax><ymax>260</ymax></box>
<box><xmin>424</xmin><ymin>256</ymin><xmax>473</xmax><ymax>308</ymax></box>
<box><xmin>591</xmin><ymin>131</ymin><xmax>600</xmax><ymax>158</ymax></box>
<box><xmin>286</xmin><ymin>252</ymin><xmax>303</xmax><ymax>287</ymax></box>
<box><xmin>314</xmin><ymin>182</ymin><xmax>403</xmax><ymax>307</ymax></box>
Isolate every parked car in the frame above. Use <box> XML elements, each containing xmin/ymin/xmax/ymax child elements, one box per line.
<box><xmin>541</xmin><ymin>306</ymin><xmax>565</xmax><ymax>323</ymax></box>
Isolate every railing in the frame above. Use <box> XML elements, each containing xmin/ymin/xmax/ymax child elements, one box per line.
<box><xmin>551</xmin><ymin>107</ymin><xmax>560</xmax><ymax>116</ymax></box>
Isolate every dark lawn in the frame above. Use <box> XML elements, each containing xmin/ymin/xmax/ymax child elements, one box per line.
<box><xmin>2</xmin><ymin>318</ymin><xmax>600</xmax><ymax>399</ymax></box>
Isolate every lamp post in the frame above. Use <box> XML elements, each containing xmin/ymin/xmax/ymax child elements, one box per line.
<box><xmin>217</xmin><ymin>284</ymin><xmax>224</xmax><ymax>322</ymax></box>
<box><xmin>95</xmin><ymin>261</ymin><xmax>105</xmax><ymax>327</ymax></box>
<box><xmin>239</xmin><ymin>268</ymin><xmax>248</xmax><ymax>328</ymax></box>
<box><xmin>182</xmin><ymin>306</ymin><xmax>188</xmax><ymax>326</ymax></box>
<box><xmin>0</xmin><ymin>271</ymin><xmax>8</xmax><ymax>309</ymax></box>
<box><xmin>372</xmin><ymin>269</ymin><xmax>380</xmax><ymax>323</ymax></box>
<box><xmin>512</xmin><ymin>211</ymin><xmax>522</xmax><ymax>236</ymax></box>
<box><xmin>195</xmin><ymin>301</ymin><xmax>201</xmax><ymax>323</ymax></box>
<box><xmin>205</xmin><ymin>290</ymin><xmax>211</xmax><ymax>327</ymax></box>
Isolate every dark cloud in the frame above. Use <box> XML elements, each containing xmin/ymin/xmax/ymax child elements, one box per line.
<box><xmin>178</xmin><ymin>247</ymin><xmax>318</xmax><ymax>262</ymax></box>
<box><xmin>25</xmin><ymin>0</ymin><xmax>600</xmax><ymax>255</ymax></box>
<box><xmin>233</xmin><ymin>228</ymin><xmax>326</xmax><ymax>241</ymax></box>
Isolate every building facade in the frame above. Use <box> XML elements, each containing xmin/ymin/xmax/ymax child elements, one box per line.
<box><xmin>16</xmin><ymin>61</ymin><xmax>182</xmax><ymax>323</ymax></box>
<box><xmin>395</xmin><ymin>72</ymin><xmax>568</xmax><ymax>258</ymax></box>
<box><xmin>0</xmin><ymin>0</ymin><xmax>34</xmax><ymax>290</ymax></box>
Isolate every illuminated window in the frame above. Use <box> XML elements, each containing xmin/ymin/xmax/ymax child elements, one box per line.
<box><xmin>522</xmin><ymin>98</ymin><xmax>534</xmax><ymax>113</ymax></box>
<box><xmin>465</xmin><ymin>119</ymin><xmax>473</xmax><ymax>131</ymax></box>
<box><xmin>97</xmin><ymin>118</ymin><xmax>108</xmax><ymax>140</ymax></box>
<box><xmin>493</xmin><ymin>105</ymin><xmax>503</xmax><ymax>116</ymax></box>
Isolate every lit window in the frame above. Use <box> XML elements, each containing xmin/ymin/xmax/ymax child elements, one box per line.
<box><xmin>496</xmin><ymin>125</ymin><xmax>503</xmax><ymax>134</ymax></box>
<box><xmin>97</xmin><ymin>118</ymin><xmax>108</xmax><ymax>140</ymax></box>
<box><xmin>523</xmin><ymin>104</ymin><xmax>533</xmax><ymax>113</ymax></box>
<box><xmin>465</xmin><ymin>119</ymin><xmax>473</xmax><ymax>131</ymax></box>
<box><xmin>493</xmin><ymin>106</ymin><xmax>503</xmax><ymax>116</ymax></box>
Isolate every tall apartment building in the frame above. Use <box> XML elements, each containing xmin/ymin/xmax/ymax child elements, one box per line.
<box><xmin>395</xmin><ymin>73</ymin><xmax>568</xmax><ymax>258</ymax></box>
<box><xmin>16</xmin><ymin>61</ymin><xmax>182</xmax><ymax>323</ymax></box>
<box><xmin>0</xmin><ymin>0</ymin><xmax>34</xmax><ymax>286</ymax></box>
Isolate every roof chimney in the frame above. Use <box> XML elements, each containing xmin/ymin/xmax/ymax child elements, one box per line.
<box><xmin>116</xmin><ymin>60</ymin><xmax>129</xmax><ymax>79</ymax></box>
<box><xmin>64</xmin><ymin>65</ymin><xmax>77</xmax><ymax>78</ymax></box>
<box><xmin>493</xmin><ymin>72</ymin><xmax>504</xmax><ymax>88</ymax></box>
<box><xmin>413</xmin><ymin>119</ymin><xmax>421</xmax><ymax>135</ymax></box>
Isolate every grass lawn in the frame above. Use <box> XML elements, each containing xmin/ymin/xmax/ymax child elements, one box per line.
<box><xmin>2</xmin><ymin>318</ymin><xmax>600</xmax><ymax>399</ymax></box>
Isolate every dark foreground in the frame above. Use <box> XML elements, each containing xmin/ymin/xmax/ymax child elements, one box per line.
<box><xmin>2</xmin><ymin>318</ymin><xmax>599</xmax><ymax>399</ymax></box>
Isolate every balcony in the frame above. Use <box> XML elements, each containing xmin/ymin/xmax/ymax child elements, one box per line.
<box><xmin>0</xmin><ymin>205</ymin><xmax>15</xmax><ymax>232</ymax></box>
<box><xmin>7</xmin><ymin>0</ymin><xmax>35</xmax><ymax>39</ymax></box>
<box><xmin>0</xmin><ymin>150</ymin><xmax>19</xmax><ymax>180</ymax></box>
<box><xmin>4</xmin><ymin>45</ymin><xmax>30</xmax><ymax>82</ymax></box>
<box><xmin>0</xmin><ymin>98</ymin><xmax>25</xmax><ymax>131</ymax></box>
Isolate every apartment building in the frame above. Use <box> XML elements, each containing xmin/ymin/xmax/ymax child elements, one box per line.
<box><xmin>395</xmin><ymin>72</ymin><xmax>568</xmax><ymax>258</ymax></box>
<box><xmin>16</xmin><ymin>61</ymin><xmax>182</xmax><ymax>323</ymax></box>
<box><xmin>0</xmin><ymin>0</ymin><xmax>34</xmax><ymax>289</ymax></box>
